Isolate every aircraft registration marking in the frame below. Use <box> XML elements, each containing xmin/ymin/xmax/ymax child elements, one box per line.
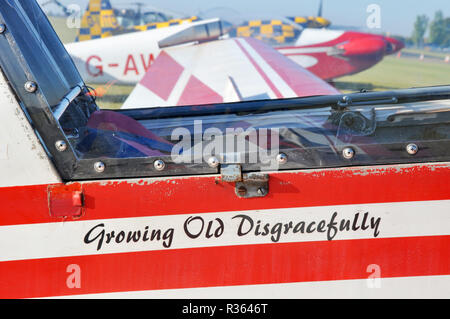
<box><xmin>85</xmin><ymin>53</ymin><xmax>156</xmax><ymax>78</ymax></box>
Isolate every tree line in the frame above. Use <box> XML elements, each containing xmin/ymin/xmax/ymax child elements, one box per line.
<box><xmin>411</xmin><ymin>10</ymin><xmax>449</xmax><ymax>47</ymax></box>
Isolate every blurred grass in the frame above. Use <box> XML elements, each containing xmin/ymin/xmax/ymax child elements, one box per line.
<box><xmin>402</xmin><ymin>48</ymin><xmax>449</xmax><ymax>59</ymax></box>
<box><xmin>86</xmin><ymin>83</ymin><xmax>135</xmax><ymax>110</ymax></box>
<box><xmin>48</xmin><ymin>17</ymin><xmax>77</xmax><ymax>44</ymax></box>
<box><xmin>335</xmin><ymin>55</ymin><xmax>450</xmax><ymax>93</ymax></box>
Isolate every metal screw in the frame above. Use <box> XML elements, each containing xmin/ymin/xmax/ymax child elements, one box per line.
<box><xmin>257</xmin><ymin>188</ymin><xmax>267</xmax><ymax>196</ymax></box>
<box><xmin>24</xmin><ymin>81</ymin><xmax>37</xmax><ymax>93</ymax></box>
<box><xmin>154</xmin><ymin>159</ymin><xmax>166</xmax><ymax>171</ymax></box>
<box><xmin>276</xmin><ymin>153</ymin><xmax>288</xmax><ymax>165</ymax></box>
<box><xmin>207</xmin><ymin>156</ymin><xmax>220</xmax><ymax>168</ymax></box>
<box><xmin>342</xmin><ymin>147</ymin><xmax>355</xmax><ymax>159</ymax></box>
<box><xmin>55</xmin><ymin>140</ymin><xmax>67</xmax><ymax>152</ymax></box>
<box><xmin>406</xmin><ymin>143</ymin><xmax>419</xmax><ymax>155</ymax></box>
<box><xmin>342</xmin><ymin>95</ymin><xmax>352</xmax><ymax>104</ymax></box>
<box><xmin>0</xmin><ymin>24</ymin><xmax>6</xmax><ymax>34</ymax></box>
<box><xmin>94</xmin><ymin>161</ymin><xmax>105</xmax><ymax>173</ymax></box>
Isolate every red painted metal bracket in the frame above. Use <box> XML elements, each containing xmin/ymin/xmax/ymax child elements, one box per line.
<box><xmin>48</xmin><ymin>183</ymin><xmax>84</xmax><ymax>219</ymax></box>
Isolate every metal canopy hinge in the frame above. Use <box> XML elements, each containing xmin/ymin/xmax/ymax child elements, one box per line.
<box><xmin>48</xmin><ymin>183</ymin><xmax>85</xmax><ymax>219</ymax></box>
<box><xmin>220</xmin><ymin>164</ymin><xmax>269</xmax><ymax>198</ymax></box>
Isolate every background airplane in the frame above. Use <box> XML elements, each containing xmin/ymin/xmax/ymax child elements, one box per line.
<box><xmin>71</xmin><ymin>0</ymin><xmax>330</xmax><ymax>43</ymax></box>
<box><xmin>121</xmin><ymin>36</ymin><xmax>340</xmax><ymax>108</ymax></box>
<box><xmin>287</xmin><ymin>0</ymin><xmax>331</xmax><ymax>28</ymax></box>
<box><xmin>232</xmin><ymin>0</ymin><xmax>331</xmax><ymax>44</ymax></box>
<box><xmin>64</xmin><ymin>0</ymin><xmax>404</xmax><ymax>86</ymax></box>
<box><xmin>73</xmin><ymin>0</ymin><xmax>200</xmax><ymax>41</ymax></box>
<box><xmin>66</xmin><ymin>17</ymin><xmax>229</xmax><ymax>85</ymax></box>
<box><xmin>278</xmin><ymin>28</ymin><xmax>405</xmax><ymax>81</ymax></box>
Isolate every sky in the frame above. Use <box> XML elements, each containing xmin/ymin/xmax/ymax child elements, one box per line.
<box><xmin>40</xmin><ymin>0</ymin><xmax>449</xmax><ymax>37</ymax></box>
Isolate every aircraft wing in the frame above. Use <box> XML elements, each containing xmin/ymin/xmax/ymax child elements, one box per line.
<box><xmin>121</xmin><ymin>37</ymin><xmax>339</xmax><ymax>109</ymax></box>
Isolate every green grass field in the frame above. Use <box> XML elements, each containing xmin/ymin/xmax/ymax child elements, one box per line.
<box><xmin>49</xmin><ymin>17</ymin><xmax>77</xmax><ymax>44</ymax></box>
<box><xmin>334</xmin><ymin>55</ymin><xmax>450</xmax><ymax>93</ymax></box>
<box><xmin>402</xmin><ymin>48</ymin><xmax>449</xmax><ymax>59</ymax></box>
<box><xmin>88</xmin><ymin>84</ymin><xmax>135</xmax><ymax>110</ymax></box>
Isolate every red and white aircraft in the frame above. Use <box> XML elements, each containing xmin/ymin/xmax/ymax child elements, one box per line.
<box><xmin>121</xmin><ymin>36</ymin><xmax>339</xmax><ymax>108</ymax></box>
<box><xmin>65</xmin><ymin>17</ymin><xmax>228</xmax><ymax>85</ymax></box>
<box><xmin>64</xmin><ymin>0</ymin><xmax>404</xmax><ymax>87</ymax></box>
<box><xmin>0</xmin><ymin>0</ymin><xmax>448</xmax><ymax>300</ymax></box>
<box><xmin>279</xmin><ymin>28</ymin><xmax>404</xmax><ymax>81</ymax></box>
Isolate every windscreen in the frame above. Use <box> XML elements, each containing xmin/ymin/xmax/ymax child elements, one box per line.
<box><xmin>66</xmin><ymin>98</ymin><xmax>450</xmax><ymax>172</ymax></box>
<box><xmin>40</xmin><ymin>0</ymin><xmax>449</xmax><ymax>109</ymax></box>
<box><xmin>0</xmin><ymin>0</ymin><xmax>83</xmax><ymax>107</ymax></box>
<box><xmin>2</xmin><ymin>0</ymin><xmax>448</xmax><ymax>179</ymax></box>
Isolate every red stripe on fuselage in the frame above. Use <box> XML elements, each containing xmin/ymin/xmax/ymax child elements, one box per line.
<box><xmin>0</xmin><ymin>235</ymin><xmax>448</xmax><ymax>298</ymax></box>
<box><xmin>0</xmin><ymin>163</ymin><xmax>449</xmax><ymax>227</ymax></box>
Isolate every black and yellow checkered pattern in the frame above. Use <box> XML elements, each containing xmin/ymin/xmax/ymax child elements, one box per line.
<box><xmin>287</xmin><ymin>16</ymin><xmax>331</xmax><ymax>28</ymax></box>
<box><xmin>132</xmin><ymin>16</ymin><xmax>199</xmax><ymax>31</ymax></box>
<box><xmin>75</xmin><ymin>1</ymin><xmax>330</xmax><ymax>45</ymax></box>
<box><xmin>76</xmin><ymin>0</ymin><xmax>199</xmax><ymax>42</ymax></box>
<box><xmin>230</xmin><ymin>20</ymin><xmax>300</xmax><ymax>45</ymax></box>
<box><xmin>76</xmin><ymin>0</ymin><xmax>118</xmax><ymax>42</ymax></box>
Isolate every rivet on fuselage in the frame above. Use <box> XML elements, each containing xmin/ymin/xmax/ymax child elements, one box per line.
<box><xmin>276</xmin><ymin>153</ymin><xmax>288</xmax><ymax>164</ymax></box>
<box><xmin>94</xmin><ymin>161</ymin><xmax>106</xmax><ymax>173</ymax></box>
<box><xmin>55</xmin><ymin>140</ymin><xmax>67</xmax><ymax>152</ymax></box>
<box><xmin>24</xmin><ymin>81</ymin><xmax>38</xmax><ymax>93</ymax></box>
<box><xmin>207</xmin><ymin>156</ymin><xmax>220</xmax><ymax>168</ymax></box>
<box><xmin>342</xmin><ymin>147</ymin><xmax>355</xmax><ymax>159</ymax></box>
<box><xmin>154</xmin><ymin>159</ymin><xmax>166</xmax><ymax>171</ymax></box>
<box><xmin>406</xmin><ymin>143</ymin><xmax>419</xmax><ymax>155</ymax></box>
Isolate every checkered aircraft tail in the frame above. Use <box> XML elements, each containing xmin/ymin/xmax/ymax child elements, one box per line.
<box><xmin>132</xmin><ymin>17</ymin><xmax>200</xmax><ymax>32</ymax></box>
<box><xmin>75</xmin><ymin>0</ymin><xmax>200</xmax><ymax>42</ymax></box>
<box><xmin>75</xmin><ymin>0</ymin><xmax>118</xmax><ymax>42</ymax></box>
